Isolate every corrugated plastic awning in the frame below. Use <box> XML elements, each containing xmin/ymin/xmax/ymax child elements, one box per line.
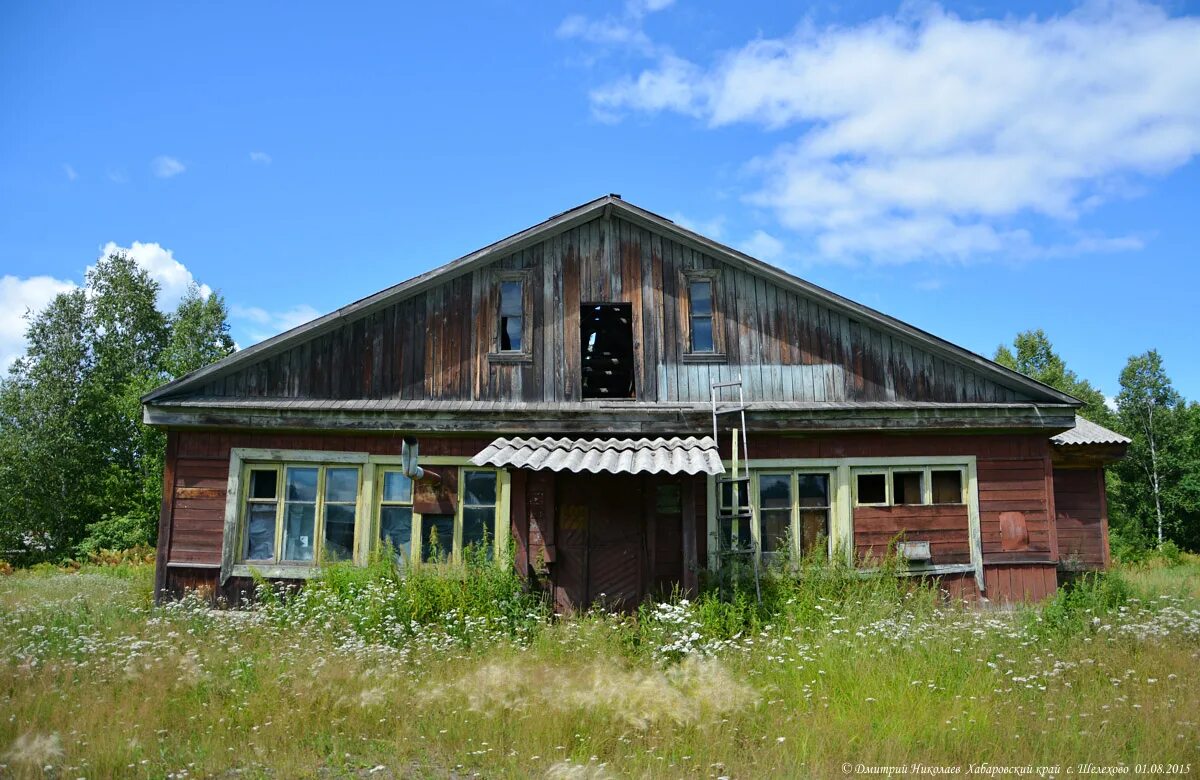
<box><xmin>471</xmin><ymin>436</ymin><xmax>725</xmax><ymax>475</ymax></box>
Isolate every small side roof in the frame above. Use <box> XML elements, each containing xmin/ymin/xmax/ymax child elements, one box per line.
<box><xmin>1051</xmin><ymin>416</ymin><xmax>1131</xmax><ymax>447</ymax></box>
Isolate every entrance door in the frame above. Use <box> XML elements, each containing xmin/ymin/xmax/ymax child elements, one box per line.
<box><xmin>554</xmin><ymin>473</ymin><xmax>645</xmax><ymax>611</ymax></box>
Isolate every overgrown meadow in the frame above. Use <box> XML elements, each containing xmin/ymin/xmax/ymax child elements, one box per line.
<box><xmin>2</xmin><ymin>551</ymin><xmax>1199</xmax><ymax>779</ymax></box>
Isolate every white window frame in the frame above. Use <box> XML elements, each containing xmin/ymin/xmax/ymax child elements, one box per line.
<box><xmin>851</xmin><ymin>465</ymin><xmax>967</xmax><ymax>508</ymax></box>
<box><xmin>221</xmin><ymin>450</ymin><xmax>510</xmax><ymax>583</ymax></box>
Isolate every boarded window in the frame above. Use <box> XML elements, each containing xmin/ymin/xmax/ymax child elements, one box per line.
<box><xmin>931</xmin><ymin>469</ymin><xmax>964</xmax><ymax>504</ymax></box>
<box><xmin>856</xmin><ymin>473</ymin><xmax>887</xmax><ymax>505</ymax></box>
<box><xmin>499</xmin><ymin>280</ymin><xmax>523</xmax><ymax>352</ymax></box>
<box><xmin>892</xmin><ymin>471</ymin><xmax>925</xmax><ymax>505</ymax></box>
<box><xmin>581</xmin><ymin>304</ymin><xmax>636</xmax><ymax>399</ymax></box>
<box><xmin>688</xmin><ymin>279</ymin><xmax>715</xmax><ymax>353</ymax></box>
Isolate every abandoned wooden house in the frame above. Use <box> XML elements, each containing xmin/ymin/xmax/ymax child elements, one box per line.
<box><xmin>142</xmin><ymin>194</ymin><xmax>1129</xmax><ymax>609</ymax></box>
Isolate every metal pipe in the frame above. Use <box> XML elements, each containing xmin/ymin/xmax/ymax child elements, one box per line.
<box><xmin>401</xmin><ymin>436</ymin><xmax>441</xmax><ymax>483</ymax></box>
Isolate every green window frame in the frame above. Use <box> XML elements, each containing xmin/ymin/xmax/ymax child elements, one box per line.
<box><xmin>373</xmin><ymin>466</ymin><xmax>506</xmax><ymax>568</ymax></box>
<box><xmin>753</xmin><ymin>470</ymin><xmax>834</xmax><ymax>561</ymax></box>
<box><xmin>238</xmin><ymin>462</ymin><xmax>363</xmax><ymax>566</ymax></box>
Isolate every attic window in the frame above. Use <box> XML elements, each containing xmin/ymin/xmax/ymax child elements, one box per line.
<box><xmin>581</xmin><ymin>303</ymin><xmax>635</xmax><ymax>399</ymax></box>
<box><xmin>499</xmin><ymin>280</ymin><xmax>523</xmax><ymax>352</ymax></box>
<box><xmin>688</xmin><ymin>279</ymin><xmax>714</xmax><ymax>352</ymax></box>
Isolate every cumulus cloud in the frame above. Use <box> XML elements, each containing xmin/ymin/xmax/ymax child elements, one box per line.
<box><xmin>152</xmin><ymin>155</ymin><xmax>186</xmax><ymax>178</ymax></box>
<box><xmin>584</xmin><ymin>2</ymin><xmax>1200</xmax><ymax>262</ymax></box>
<box><xmin>739</xmin><ymin>229</ymin><xmax>785</xmax><ymax>262</ymax></box>
<box><xmin>249</xmin><ymin>151</ymin><xmax>272</xmax><ymax>165</ymax></box>
<box><xmin>0</xmin><ymin>275</ymin><xmax>78</xmax><ymax>371</ymax></box>
<box><xmin>230</xmin><ymin>303</ymin><xmax>321</xmax><ymax>343</ymax></box>
<box><xmin>98</xmin><ymin>241</ymin><xmax>211</xmax><ymax>310</ymax></box>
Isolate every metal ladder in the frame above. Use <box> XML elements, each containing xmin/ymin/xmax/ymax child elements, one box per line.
<box><xmin>710</xmin><ymin>375</ymin><xmax>761</xmax><ymax>605</ymax></box>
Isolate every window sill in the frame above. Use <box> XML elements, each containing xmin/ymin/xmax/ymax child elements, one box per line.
<box><xmin>682</xmin><ymin>352</ymin><xmax>727</xmax><ymax>364</ymax></box>
<box><xmin>487</xmin><ymin>352</ymin><xmax>533</xmax><ymax>364</ymax></box>
<box><xmin>230</xmin><ymin>563</ymin><xmax>320</xmax><ymax>580</ymax></box>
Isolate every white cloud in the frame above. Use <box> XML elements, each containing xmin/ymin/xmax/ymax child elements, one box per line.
<box><xmin>249</xmin><ymin>151</ymin><xmax>272</xmax><ymax>165</ymax></box>
<box><xmin>152</xmin><ymin>155</ymin><xmax>186</xmax><ymax>178</ymax></box>
<box><xmin>2</xmin><ymin>242</ymin><xmax>213</xmax><ymax>372</ymax></box>
<box><xmin>230</xmin><ymin>303</ymin><xmax>321</xmax><ymax>343</ymax></box>
<box><xmin>586</xmin><ymin>2</ymin><xmax>1200</xmax><ymax>262</ymax></box>
<box><xmin>669</xmin><ymin>211</ymin><xmax>726</xmax><ymax>240</ymax></box>
<box><xmin>557</xmin><ymin>0</ymin><xmax>676</xmax><ymax>58</ymax></box>
<box><xmin>98</xmin><ymin>241</ymin><xmax>212</xmax><ymax>310</ymax></box>
<box><xmin>62</xmin><ymin>164</ymin><xmax>77</xmax><ymax>181</ymax></box>
<box><xmin>0</xmin><ymin>275</ymin><xmax>78</xmax><ymax>371</ymax></box>
<box><xmin>738</xmin><ymin>229</ymin><xmax>785</xmax><ymax>262</ymax></box>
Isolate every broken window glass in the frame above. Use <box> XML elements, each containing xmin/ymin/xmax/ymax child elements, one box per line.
<box><xmin>499</xmin><ymin>281</ymin><xmax>523</xmax><ymax>351</ymax></box>
<box><xmin>580</xmin><ymin>304</ymin><xmax>635</xmax><ymax>398</ymax></box>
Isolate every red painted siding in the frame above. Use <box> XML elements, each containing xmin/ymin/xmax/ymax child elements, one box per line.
<box><xmin>1053</xmin><ymin>467</ymin><xmax>1109</xmax><ymax>569</ymax></box>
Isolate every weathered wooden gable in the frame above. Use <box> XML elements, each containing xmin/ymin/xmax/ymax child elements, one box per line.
<box><xmin>162</xmin><ymin>204</ymin><xmax>1048</xmax><ymax>407</ymax></box>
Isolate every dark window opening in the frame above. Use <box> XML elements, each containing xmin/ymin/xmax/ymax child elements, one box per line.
<box><xmin>856</xmin><ymin>473</ymin><xmax>887</xmax><ymax>505</ymax></box>
<box><xmin>931</xmin><ymin>470</ymin><xmax>964</xmax><ymax>504</ymax></box>
<box><xmin>581</xmin><ymin>303</ymin><xmax>635</xmax><ymax>399</ymax></box>
<box><xmin>688</xmin><ymin>279</ymin><xmax>715</xmax><ymax>352</ymax></box>
<box><xmin>892</xmin><ymin>470</ymin><xmax>926</xmax><ymax>505</ymax></box>
<box><xmin>499</xmin><ymin>280</ymin><xmax>523</xmax><ymax>351</ymax></box>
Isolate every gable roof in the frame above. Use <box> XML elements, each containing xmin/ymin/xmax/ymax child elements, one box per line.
<box><xmin>144</xmin><ymin>194</ymin><xmax>1079</xmax><ymax>406</ymax></box>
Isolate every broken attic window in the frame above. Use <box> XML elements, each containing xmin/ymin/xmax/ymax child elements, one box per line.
<box><xmin>581</xmin><ymin>303</ymin><xmax>635</xmax><ymax>399</ymax></box>
<box><xmin>499</xmin><ymin>280</ymin><xmax>523</xmax><ymax>352</ymax></box>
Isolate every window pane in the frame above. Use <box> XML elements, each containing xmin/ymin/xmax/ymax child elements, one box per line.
<box><xmin>691</xmin><ymin>316</ymin><xmax>714</xmax><ymax>353</ymax></box>
<box><xmin>501</xmin><ymin>316</ymin><xmax>522</xmax><ymax>351</ymax></box>
<box><xmin>720</xmin><ymin>480</ymin><xmax>748</xmax><ymax>509</ymax></box>
<box><xmin>500</xmin><ymin>281</ymin><xmax>522</xmax><ymax>317</ymax></box>
<box><xmin>380</xmin><ymin>506</ymin><xmax>413</xmax><ymax>563</ymax></box>
<box><xmin>719</xmin><ymin>516</ymin><xmax>753</xmax><ymax>551</ymax></box>
<box><xmin>758</xmin><ymin>474</ymin><xmax>791</xmax><ymax>509</ymax></box>
<box><xmin>931</xmin><ymin>470</ymin><xmax>963</xmax><ymax>504</ymax></box>
<box><xmin>282</xmin><ymin>503</ymin><xmax>315</xmax><ymax>561</ymax></box>
<box><xmin>244</xmin><ymin>503</ymin><xmax>276</xmax><ymax>560</ymax></box>
<box><xmin>463</xmin><ymin>471</ymin><xmax>496</xmax><ymax>506</ymax></box>
<box><xmin>797</xmin><ymin>474</ymin><xmax>829</xmax><ymax>507</ymax></box>
<box><xmin>893</xmin><ymin>471</ymin><xmax>925</xmax><ymax>505</ymax></box>
<box><xmin>761</xmin><ymin>510</ymin><xmax>790</xmax><ymax>553</ymax></box>
<box><xmin>323</xmin><ymin>504</ymin><xmax>357</xmax><ymax>562</ymax></box>
<box><xmin>325</xmin><ymin>468</ymin><xmax>359</xmax><ymax>503</ymax></box>
<box><xmin>382</xmin><ymin>471</ymin><xmax>413</xmax><ymax>503</ymax></box>
<box><xmin>421</xmin><ymin>513</ymin><xmax>455</xmax><ymax>562</ymax></box>
<box><xmin>249</xmin><ymin>469</ymin><xmax>277</xmax><ymax>500</ymax></box>
<box><xmin>462</xmin><ymin>507</ymin><xmax>495</xmax><ymax>561</ymax></box>
<box><xmin>285</xmin><ymin>467</ymin><xmax>318</xmax><ymax>502</ymax></box>
<box><xmin>857</xmin><ymin>473</ymin><xmax>886</xmax><ymax>504</ymax></box>
<box><xmin>689</xmin><ymin>280</ymin><xmax>712</xmax><ymax>316</ymax></box>
<box><xmin>799</xmin><ymin>510</ymin><xmax>829</xmax><ymax>555</ymax></box>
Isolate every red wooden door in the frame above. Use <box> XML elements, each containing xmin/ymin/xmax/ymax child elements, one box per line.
<box><xmin>554</xmin><ymin>473</ymin><xmax>645</xmax><ymax>611</ymax></box>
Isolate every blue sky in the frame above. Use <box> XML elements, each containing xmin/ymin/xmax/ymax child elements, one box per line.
<box><xmin>2</xmin><ymin>0</ymin><xmax>1198</xmax><ymax>401</ymax></box>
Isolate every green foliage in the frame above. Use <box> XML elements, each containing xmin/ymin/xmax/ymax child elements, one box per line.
<box><xmin>994</xmin><ymin>328</ymin><xmax>1113</xmax><ymax>425</ymax></box>
<box><xmin>258</xmin><ymin>544</ymin><xmax>550</xmax><ymax>648</ymax></box>
<box><xmin>0</xmin><ymin>253</ymin><xmax>235</xmax><ymax>564</ymax></box>
<box><xmin>74</xmin><ymin>512</ymin><xmax>155</xmax><ymax>557</ymax></box>
<box><xmin>1031</xmin><ymin>570</ymin><xmax>1133</xmax><ymax>639</ymax></box>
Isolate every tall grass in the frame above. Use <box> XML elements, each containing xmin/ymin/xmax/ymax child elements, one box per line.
<box><xmin>2</xmin><ymin>551</ymin><xmax>1198</xmax><ymax>779</ymax></box>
